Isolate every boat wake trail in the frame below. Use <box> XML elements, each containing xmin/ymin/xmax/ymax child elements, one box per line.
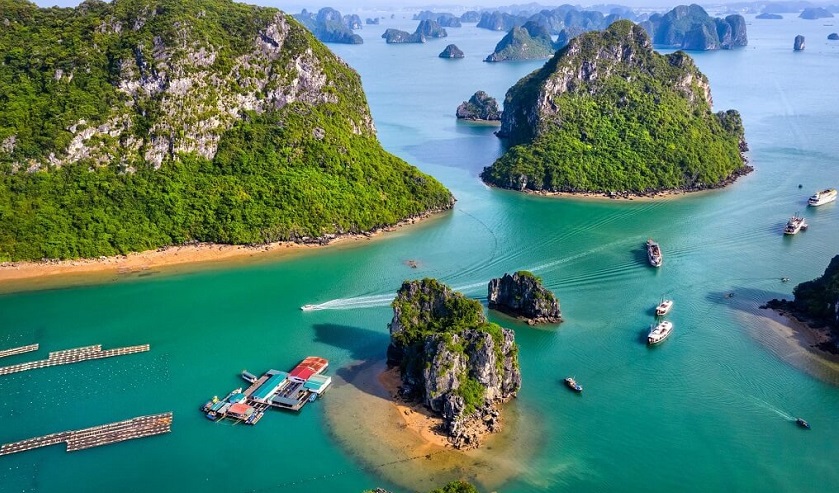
<box><xmin>302</xmin><ymin>281</ymin><xmax>490</xmax><ymax>312</ymax></box>
<box><xmin>748</xmin><ymin>396</ymin><xmax>795</xmax><ymax>421</ymax></box>
<box><xmin>301</xmin><ymin>294</ymin><xmax>396</xmax><ymax>311</ymax></box>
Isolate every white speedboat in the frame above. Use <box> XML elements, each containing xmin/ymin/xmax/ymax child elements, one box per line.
<box><xmin>808</xmin><ymin>188</ymin><xmax>837</xmax><ymax>206</ymax></box>
<box><xmin>647</xmin><ymin>320</ymin><xmax>673</xmax><ymax>345</ymax></box>
<box><xmin>300</xmin><ymin>304</ymin><xmax>316</xmax><ymax>311</ymax></box>
<box><xmin>783</xmin><ymin>214</ymin><xmax>808</xmax><ymax>235</ymax></box>
<box><xmin>646</xmin><ymin>239</ymin><xmax>663</xmax><ymax>267</ymax></box>
<box><xmin>655</xmin><ymin>299</ymin><xmax>673</xmax><ymax>316</ymax></box>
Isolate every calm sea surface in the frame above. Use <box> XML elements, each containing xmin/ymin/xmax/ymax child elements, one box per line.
<box><xmin>1</xmin><ymin>14</ymin><xmax>838</xmax><ymax>493</ymax></box>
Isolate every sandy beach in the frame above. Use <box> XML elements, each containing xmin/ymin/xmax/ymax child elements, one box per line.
<box><xmin>739</xmin><ymin>305</ymin><xmax>839</xmax><ymax>385</ymax></box>
<box><xmin>0</xmin><ymin>210</ymin><xmax>449</xmax><ymax>293</ymax></box>
<box><xmin>323</xmin><ymin>359</ymin><xmax>540</xmax><ymax>492</ymax></box>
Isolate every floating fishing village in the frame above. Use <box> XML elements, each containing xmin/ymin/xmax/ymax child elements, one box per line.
<box><xmin>202</xmin><ymin>356</ymin><xmax>332</xmax><ymax>424</ymax></box>
<box><xmin>0</xmin><ymin>341</ymin><xmax>173</xmax><ymax>456</ymax></box>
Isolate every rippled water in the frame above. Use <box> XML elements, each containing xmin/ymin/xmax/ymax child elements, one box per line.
<box><xmin>0</xmin><ymin>14</ymin><xmax>838</xmax><ymax>493</ymax></box>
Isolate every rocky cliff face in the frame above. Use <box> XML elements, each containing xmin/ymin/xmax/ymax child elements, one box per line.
<box><xmin>794</xmin><ymin>35</ymin><xmax>806</xmax><ymax>50</ymax></box>
<box><xmin>488</xmin><ymin>272</ymin><xmax>562</xmax><ymax>324</ymax></box>
<box><xmin>387</xmin><ymin>279</ymin><xmax>521</xmax><ymax>449</ymax></box>
<box><xmin>642</xmin><ymin>5</ymin><xmax>747</xmax><ymax>50</ymax></box>
<box><xmin>4</xmin><ymin>1</ymin><xmax>366</xmax><ymax>171</ymax></box>
<box><xmin>456</xmin><ymin>91</ymin><xmax>502</xmax><ymax>121</ymax></box>
<box><xmin>496</xmin><ymin>21</ymin><xmax>713</xmax><ymax>146</ymax></box>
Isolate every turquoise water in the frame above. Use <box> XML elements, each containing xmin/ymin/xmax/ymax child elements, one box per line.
<box><xmin>1</xmin><ymin>14</ymin><xmax>839</xmax><ymax>492</ymax></box>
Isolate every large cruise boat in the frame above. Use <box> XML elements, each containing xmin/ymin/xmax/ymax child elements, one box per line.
<box><xmin>783</xmin><ymin>214</ymin><xmax>808</xmax><ymax>235</ymax></box>
<box><xmin>647</xmin><ymin>320</ymin><xmax>673</xmax><ymax>345</ymax></box>
<box><xmin>808</xmin><ymin>188</ymin><xmax>837</xmax><ymax>206</ymax></box>
<box><xmin>646</xmin><ymin>239</ymin><xmax>663</xmax><ymax>267</ymax></box>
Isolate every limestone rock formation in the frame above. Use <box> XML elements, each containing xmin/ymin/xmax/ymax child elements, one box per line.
<box><xmin>294</xmin><ymin>7</ymin><xmax>363</xmax><ymax>44</ymax></box>
<box><xmin>387</xmin><ymin>279</ymin><xmax>521</xmax><ymax>450</ymax></box>
<box><xmin>485</xmin><ymin>21</ymin><xmax>556</xmax><ymax>62</ymax></box>
<box><xmin>460</xmin><ymin>11</ymin><xmax>481</xmax><ymax>23</ymax></box>
<box><xmin>477</xmin><ymin>11</ymin><xmax>523</xmax><ymax>31</ymax></box>
<box><xmin>794</xmin><ymin>35</ymin><xmax>806</xmax><ymax>51</ymax></box>
<box><xmin>829</xmin><ymin>33</ymin><xmax>839</xmax><ymax>41</ymax></box>
<box><xmin>756</xmin><ymin>13</ymin><xmax>783</xmax><ymax>20</ymax></box>
<box><xmin>483</xmin><ymin>20</ymin><xmax>750</xmax><ymax>196</ymax></box>
<box><xmin>365</xmin><ymin>18</ymin><xmax>379</xmax><ymax>25</ymax></box>
<box><xmin>488</xmin><ymin>272</ymin><xmax>562</xmax><ymax>325</ymax></box>
<box><xmin>456</xmin><ymin>91</ymin><xmax>502</xmax><ymax>121</ymax></box>
<box><xmin>642</xmin><ymin>5</ymin><xmax>748</xmax><ymax>50</ymax></box>
<box><xmin>799</xmin><ymin>8</ymin><xmax>834</xmax><ymax>20</ymax></box>
<box><xmin>439</xmin><ymin>44</ymin><xmax>465</xmax><ymax>59</ymax></box>
<box><xmin>415</xmin><ymin>19</ymin><xmax>447</xmax><ymax>39</ymax></box>
<box><xmin>382</xmin><ymin>28</ymin><xmax>424</xmax><ymax>44</ymax></box>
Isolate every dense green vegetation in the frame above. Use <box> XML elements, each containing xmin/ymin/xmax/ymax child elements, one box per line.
<box><xmin>0</xmin><ymin>0</ymin><xmax>452</xmax><ymax>261</ymax></box>
<box><xmin>482</xmin><ymin>20</ymin><xmax>748</xmax><ymax>194</ymax></box>
<box><xmin>792</xmin><ymin>255</ymin><xmax>839</xmax><ymax>330</ymax></box>
<box><xmin>484</xmin><ymin>21</ymin><xmax>556</xmax><ymax>62</ymax></box>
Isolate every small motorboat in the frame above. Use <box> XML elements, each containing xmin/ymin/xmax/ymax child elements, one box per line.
<box><xmin>300</xmin><ymin>304</ymin><xmax>316</xmax><ymax>311</ymax></box>
<box><xmin>795</xmin><ymin>418</ymin><xmax>810</xmax><ymax>429</ymax></box>
<box><xmin>655</xmin><ymin>299</ymin><xmax>673</xmax><ymax>316</ymax></box>
<box><xmin>781</xmin><ymin>277</ymin><xmax>790</xmax><ymax>283</ymax></box>
<box><xmin>564</xmin><ymin>377</ymin><xmax>582</xmax><ymax>393</ymax></box>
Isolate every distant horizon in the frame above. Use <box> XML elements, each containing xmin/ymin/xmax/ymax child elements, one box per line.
<box><xmin>28</xmin><ymin>0</ymin><xmax>839</xmax><ymax>12</ymax></box>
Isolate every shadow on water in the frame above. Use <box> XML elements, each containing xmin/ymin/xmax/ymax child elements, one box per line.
<box><xmin>405</xmin><ymin>133</ymin><xmax>503</xmax><ymax>174</ymax></box>
<box><xmin>312</xmin><ymin>323</ymin><xmax>389</xmax><ymax>361</ymax></box>
<box><xmin>312</xmin><ymin>324</ymin><xmax>390</xmax><ymax>398</ymax></box>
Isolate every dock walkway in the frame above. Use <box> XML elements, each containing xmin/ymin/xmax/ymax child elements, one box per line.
<box><xmin>0</xmin><ymin>344</ymin><xmax>150</xmax><ymax>376</ymax></box>
<box><xmin>0</xmin><ymin>412</ymin><xmax>173</xmax><ymax>456</ymax></box>
<box><xmin>0</xmin><ymin>344</ymin><xmax>39</xmax><ymax>359</ymax></box>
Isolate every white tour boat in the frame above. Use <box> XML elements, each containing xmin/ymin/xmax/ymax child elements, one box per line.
<box><xmin>647</xmin><ymin>320</ymin><xmax>673</xmax><ymax>345</ymax></box>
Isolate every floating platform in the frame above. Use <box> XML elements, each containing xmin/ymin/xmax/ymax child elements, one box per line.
<box><xmin>0</xmin><ymin>343</ymin><xmax>149</xmax><ymax>376</ymax></box>
<box><xmin>0</xmin><ymin>412</ymin><xmax>173</xmax><ymax>456</ymax></box>
<box><xmin>0</xmin><ymin>343</ymin><xmax>39</xmax><ymax>359</ymax></box>
<box><xmin>203</xmin><ymin>357</ymin><xmax>332</xmax><ymax>425</ymax></box>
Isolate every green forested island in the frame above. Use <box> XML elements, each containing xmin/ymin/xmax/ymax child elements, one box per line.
<box><xmin>482</xmin><ymin>20</ymin><xmax>750</xmax><ymax>195</ymax></box>
<box><xmin>0</xmin><ymin>0</ymin><xmax>453</xmax><ymax>261</ymax></box>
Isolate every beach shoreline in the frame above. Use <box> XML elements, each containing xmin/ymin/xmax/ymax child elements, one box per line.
<box><xmin>0</xmin><ymin>209</ymin><xmax>450</xmax><ymax>292</ymax></box>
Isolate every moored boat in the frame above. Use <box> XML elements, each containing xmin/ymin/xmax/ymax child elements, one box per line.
<box><xmin>783</xmin><ymin>214</ymin><xmax>808</xmax><ymax>235</ymax></box>
<box><xmin>646</xmin><ymin>239</ymin><xmax>662</xmax><ymax>267</ymax></box>
<box><xmin>807</xmin><ymin>188</ymin><xmax>837</xmax><ymax>206</ymax></box>
<box><xmin>564</xmin><ymin>377</ymin><xmax>582</xmax><ymax>392</ymax></box>
<box><xmin>647</xmin><ymin>320</ymin><xmax>673</xmax><ymax>345</ymax></box>
<box><xmin>655</xmin><ymin>299</ymin><xmax>673</xmax><ymax>316</ymax></box>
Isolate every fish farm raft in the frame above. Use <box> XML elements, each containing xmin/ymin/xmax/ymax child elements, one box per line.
<box><xmin>202</xmin><ymin>356</ymin><xmax>331</xmax><ymax>425</ymax></box>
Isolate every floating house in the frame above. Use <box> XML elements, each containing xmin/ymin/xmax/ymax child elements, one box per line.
<box><xmin>202</xmin><ymin>356</ymin><xmax>331</xmax><ymax>425</ymax></box>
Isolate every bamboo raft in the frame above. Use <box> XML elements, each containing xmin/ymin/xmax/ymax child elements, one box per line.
<box><xmin>0</xmin><ymin>412</ymin><xmax>173</xmax><ymax>456</ymax></box>
<box><xmin>0</xmin><ymin>344</ymin><xmax>150</xmax><ymax>376</ymax></box>
<box><xmin>0</xmin><ymin>343</ymin><xmax>39</xmax><ymax>359</ymax></box>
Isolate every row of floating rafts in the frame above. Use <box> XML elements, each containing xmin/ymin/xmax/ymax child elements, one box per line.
<box><xmin>784</xmin><ymin>188</ymin><xmax>836</xmax><ymax>235</ymax></box>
